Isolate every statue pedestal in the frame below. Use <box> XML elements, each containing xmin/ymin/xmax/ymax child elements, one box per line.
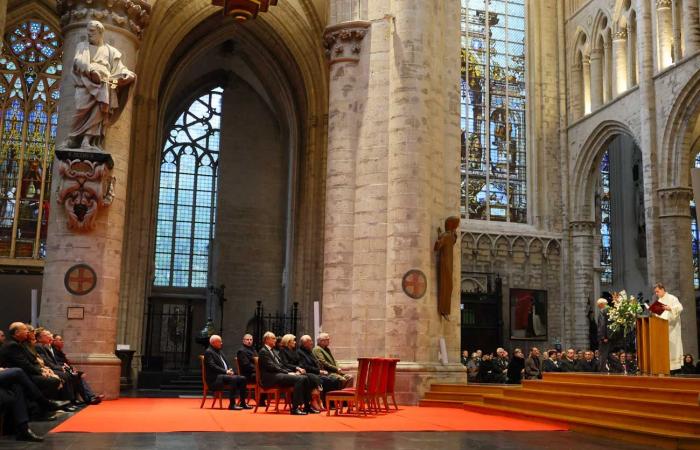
<box><xmin>55</xmin><ymin>149</ymin><xmax>115</xmax><ymax>232</ymax></box>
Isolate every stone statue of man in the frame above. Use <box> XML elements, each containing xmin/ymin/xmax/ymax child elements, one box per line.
<box><xmin>434</xmin><ymin>216</ymin><xmax>460</xmax><ymax>318</ymax></box>
<box><xmin>65</xmin><ymin>20</ymin><xmax>135</xmax><ymax>150</ymax></box>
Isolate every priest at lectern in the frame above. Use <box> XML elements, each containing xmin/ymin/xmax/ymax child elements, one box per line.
<box><xmin>652</xmin><ymin>283</ymin><xmax>684</xmax><ymax>371</ymax></box>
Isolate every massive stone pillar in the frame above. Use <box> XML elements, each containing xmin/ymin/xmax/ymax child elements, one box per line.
<box><xmin>657</xmin><ymin>187</ymin><xmax>698</xmax><ymax>358</ymax></box>
<box><xmin>322</xmin><ymin>0</ymin><xmax>464</xmax><ymax>404</ymax></box>
<box><xmin>589</xmin><ymin>49</ymin><xmax>603</xmax><ymax>109</ymax></box>
<box><xmin>612</xmin><ymin>28</ymin><xmax>628</xmax><ymax>97</ymax></box>
<box><xmin>569</xmin><ymin>221</ymin><xmax>596</xmax><ymax>350</ymax></box>
<box><xmin>39</xmin><ymin>0</ymin><xmax>149</xmax><ymax>399</ymax></box>
<box><xmin>682</xmin><ymin>0</ymin><xmax>700</xmax><ymax>56</ymax></box>
<box><xmin>656</xmin><ymin>0</ymin><xmax>674</xmax><ymax>69</ymax></box>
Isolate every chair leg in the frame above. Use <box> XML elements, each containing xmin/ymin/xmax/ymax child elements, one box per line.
<box><xmin>219</xmin><ymin>392</ymin><xmax>224</xmax><ymax>409</ymax></box>
<box><xmin>390</xmin><ymin>393</ymin><xmax>398</xmax><ymax>410</ymax></box>
<box><xmin>200</xmin><ymin>390</ymin><xmax>207</xmax><ymax>409</ymax></box>
<box><xmin>210</xmin><ymin>394</ymin><xmax>216</xmax><ymax>408</ymax></box>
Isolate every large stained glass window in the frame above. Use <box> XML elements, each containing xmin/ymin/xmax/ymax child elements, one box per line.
<box><xmin>691</xmin><ymin>153</ymin><xmax>700</xmax><ymax>289</ymax></box>
<box><xmin>0</xmin><ymin>19</ymin><xmax>62</xmax><ymax>261</ymax></box>
<box><xmin>599</xmin><ymin>150</ymin><xmax>612</xmax><ymax>285</ymax></box>
<box><xmin>461</xmin><ymin>0</ymin><xmax>527</xmax><ymax>222</ymax></box>
<box><xmin>154</xmin><ymin>87</ymin><xmax>222</xmax><ymax>288</ymax></box>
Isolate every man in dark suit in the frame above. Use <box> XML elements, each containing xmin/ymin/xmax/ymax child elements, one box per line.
<box><xmin>204</xmin><ymin>335</ymin><xmax>250</xmax><ymax>410</ymax></box>
<box><xmin>259</xmin><ymin>331</ymin><xmax>313</xmax><ymax>415</ymax></box>
<box><xmin>34</xmin><ymin>328</ymin><xmax>79</xmax><ymax>405</ymax></box>
<box><xmin>0</xmin><ymin>323</ymin><xmax>61</xmax><ymax>399</ymax></box>
<box><xmin>524</xmin><ymin>347</ymin><xmax>542</xmax><ymax>380</ymax></box>
<box><xmin>559</xmin><ymin>348</ymin><xmax>578</xmax><ymax>372</ymax></box>
<box><xmin>541</xmin><ymin>350</ymin><xmax>561</xmax><ymax>373</ymax></box>
<box><xmin>577</xmin><ymin>350</ymin><xmax>598</xmax><ymax>372</ymax></box>
<box><xmin>51</xmin><ymin>334</ymin><xmax>102</xmax><ymax>404</ymax></box>
<box><xmin>0</xmin><ymin>370</ymin><xmax>44</xmax><ymax>442</ymax></box>
<box><xmin>596</xmin><ymin>298</ymin><xmax>610</xmax><ymax>372</ymax></box>
<box><xmin>236</xmin><ymin>334</ymin><xmax>257</xmax><ymax>383</ymax></box>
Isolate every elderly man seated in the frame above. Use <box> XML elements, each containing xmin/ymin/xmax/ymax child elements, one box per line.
<box><xmin>258</xmin><ymin>331</ymin><xmax>314</xmax><ymax>415</ymax></box>
<box><xmin>312</xmin><ymin>333</ymin><xmax>352</xmax><ymax>388</ymax></box>
<box><xmin>204</xmin><ymin>335</ymin><xmax>250</xmax><ymax>410</ymax></box>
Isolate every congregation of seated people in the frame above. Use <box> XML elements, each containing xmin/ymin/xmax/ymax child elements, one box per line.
<box><xmin>203</xmin><ymin>331</ymin><xmax>352</xmax><ymax>415</ymax></box>
<box><xmin>0</xmin><ymin>322</ymin><xmax>104</xmax><ymax>442</ymax></box>
<box><xmin>462</xmin><ymin>345</ymin><xmax>644</xmax><ymax>384</ymax></box>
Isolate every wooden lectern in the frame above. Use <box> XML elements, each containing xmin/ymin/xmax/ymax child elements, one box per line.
<box><xmin>636</xmin><ymin>315</ymin><xmax>670</xmax><ymax>375</ymax></box>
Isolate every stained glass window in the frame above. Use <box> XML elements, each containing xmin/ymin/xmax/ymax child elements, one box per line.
<box><xmin>0</xmin><ymin>19</ymin><xmax>62</xmax><ymax>261</ymax></box>
<box><xmin>154</xmin><ymin>87</ymin><xmax>222</xmax><ymax>288</ymax></box>
<box><xmin>599</xmin><ymin>150</ymin><xmax>612</xmax><ymax>285</ymax></box>
<box><xmin>691</xmin><ymin>153</ymin><xmax>700</xmax><ymax>289</ymax></box>
<box><xmin>461</xmin><ymin>0</ymin><xmax>527</xmax><ymax>222</ymax></box>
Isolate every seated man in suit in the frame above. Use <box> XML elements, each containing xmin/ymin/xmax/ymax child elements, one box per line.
<box><xmin>51</xmin><ymin>334</ymin><xmax>103</xmax><ymax>404</ymax></box>
<box><xmin>312</xmin><ymin>333</ymin><xmax>353</xmax><ymax>388</ymax></box>
<box><xmin>559</xmin><ymin>348</ymin><xmax>578</xmax><ymax>372</ymax></box>
<box><xmin>541</xmin><ymin>350</ymin><xmax>561</xmax><ymax>373</ymax></box>
<box><xmin>523</xmin><ymin>347</ymin><xmax>542</xmax><ymax>379</ymax></box>
<box><xmin>258</xmin><ymin>331</ymin><xmax>314</xmax><ymax>415</ymax></box>
<box><xmin>577</xmin><ymin>350</ymin><xmax>598</xmax><ymax>372</ymax></box>
<box><xmin>0</xmin><ymin>323</ymin><xmax>62</xmax><ymax>401</ymax></box>
<box><xmin>204</xmin><ymin>335</ymin><xmax>251</xmax><ymax>410</ymax></box>
<box><xmin>236</xmin><ymin>334</ymin><xmax>257</xmax><ymax>383</ymax></box>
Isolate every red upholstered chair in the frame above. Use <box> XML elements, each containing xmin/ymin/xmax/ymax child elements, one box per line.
<box><xmin>325</xmin><ymin>357</ymin><xmax>372</xmax><ymax>415</ymax></box>
<box><xmin>384</xmin><ymin>358</ymin><xmax>400</xmax><ymax>410</ymax></box>
<box><xmin>366</xmin><ymin>358</ymin><xmax>388</xmax><ymax>413</ymax></box>
<box><xmin>199</xmin><ymin>355</ymin><xmax>225</xmax><ymax>409</ymax></box>
<box><xmin>234</xmin><ymin>357</ymin><xmax>257</xmax><ymax>405</ymax></box>
<box><xmin>252</xmin><ymin>356</ymin><xmax>292</xmax><ymax>413</ymax></box>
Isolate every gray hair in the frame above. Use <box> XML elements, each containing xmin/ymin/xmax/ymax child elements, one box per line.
<box><xmin>299</xmin><ymin>335</ymin><xmax>313</xmax><ymax>345</ymax></box>
<box><xmin>209</xmin><ymin>335</ymin><xmax>222</xmax><ymax>344</ymax></box>
<box><xmin>596</xmin><ymin>298</ymin><xmax>608</xmax><ymax>306</ymax></box>
<box><xmin>262</xmin><ymin>331</ymin><xmax>276</xmax><ymax>342</ymax></box>
<box><xmin>316</xmin><ymin>332</ymin><xmax>330</xmax><ymax>344</ymax></box>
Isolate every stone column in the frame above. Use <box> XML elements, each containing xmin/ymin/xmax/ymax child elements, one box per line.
<box><xmin>569</xmin><ymin>221</ymin><xmax>596</xmax><ymax>350</ymax></box>
<box><xmin>581</xmin><ymin>55</ymin><xmax>591</xmax><ymax>114</ymax></box>
<box><xmin>589</xmin><ymin>49</ymin><xmax>603</xmax><ymax>109</ymax></box>
<box><xmin>612</xmin><ymin>28</ymin><xmax>628</xmax><ymax>97</ymax></box>
<box><xmin>571</xmin><ymin>62</ymin><xmax>584</xmax><ymax>120</ymax></box>
<box><xmin>39</xmin><ymin>0</ymin><xmax>149</xmax><ymax>399</ymax></box>
<box><xmin>0</xmin><ymin>0</ymin><xmax>7</xmax><ymax>44</ymax></box>
<box><xmin>682</xmin><ymin>0</ymin><xmax>700</xmax><ymax>56</ymax></box>
<box><xmin>656</xmin><ymin>0</ymin><xmax>674</xmax><ymax>69</ymax></box>
<box><xmin>322</xmin><ymin>19</ymin><xmax>371</xmax><ymax>356</ymax></box>
<box><xmin>603</xmin><ymin>40</ymin><xmax>613</xmax><ymax>102</ymax></box>
<box><xmin>321</xmin><ymin>0</ymin><xmax>465</xmax><ymax>404</ymax></box>
<box><xmin>657</xmin><ymin>187</ymin><xmax>698</xmax><ymax>358</ymax></box>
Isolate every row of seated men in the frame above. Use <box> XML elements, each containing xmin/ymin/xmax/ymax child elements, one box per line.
<box><xmin>0</xmin><ymin>322</ymin><xmax>104</xmax><ymax>442</ymax></box>
<box><xmin>204</xmin><ymin>331</ymin><xmax>353</xmax><ymax>415</ymax></box>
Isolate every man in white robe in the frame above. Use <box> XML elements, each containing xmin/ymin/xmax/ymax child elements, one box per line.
<box><xmin>66</xmin><ymin>20</ymin><xmax>135</xmax><ymax>150</ymax></box>
<box><xmin>653</xmin><ymin>283</ymin><xmax>684</xmax><ymax>371</ymax></box>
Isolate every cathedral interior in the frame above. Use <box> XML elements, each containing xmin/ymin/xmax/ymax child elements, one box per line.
<box><xmin>1</xmin><ymin>0</ymin><xmax>700</xmax><ymax>406</ymax></box>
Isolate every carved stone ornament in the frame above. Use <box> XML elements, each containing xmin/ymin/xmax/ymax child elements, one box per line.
<box><xmin>211</xmin><ymin>0</ymin><xmax>279</xmax><ymax>22</ymax></box>
<box><xmin>569</xmin><ymin>220</ymin><xmax>596</xmax><ymax>236</ymax></box>
<box><xmin>323</xmin><ymin>21</ymin><xmax>371</xmax><ymax>65</ymax></box>
<box><xmin>613</xmin><ymin>27</ymin><xmax>628</xmax><ymax>40</ymax></box>
<box><xmin>656</xmin><ymin>0</ymin><xmax>673</xmax><ymax>9</ymax></box>
<box><xmin>56</xmin><ymin>0</ymin><xmax>151</xmax><ymax>37</ymax></box>
<box><xmin>658</xmin><ymin>187</ymin><xmax>693</xmax><ymax>218</ymax></box>
<box><xmin>55</xmin><ymin>150</ymin><xmax>115</xmax><ymax>232</ymax></box>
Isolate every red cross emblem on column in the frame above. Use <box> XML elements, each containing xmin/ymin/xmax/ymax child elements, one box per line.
<box><xmin>64</xmin><ymin>264</ymin><xmax>97</xmax><ymax>295</ymax></box>
<box><xmin>402</xmin><ymin>270</ymin><xmax>427</xmax><ymax>299</ymax></box>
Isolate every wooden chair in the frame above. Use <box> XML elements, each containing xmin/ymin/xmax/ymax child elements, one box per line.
<box><xmin>365</xmin><ymin>358</ymin><xmax>387</xmax><ymax>414</ymax></box>
<box><xmin>234</xmin><ymin>356</ymin><xmax>257</xmax><ymax>405</ymax></box>
<box><xmin>325</xmin><ymin>357</ymin><xmax>371</xmax><ymax>415</ymax></box>
<box><xmin>252</xmin><ymin>356</ymin><xmax>292</xmax><ymax>413</ymax></box>
<box><xmin>383</xmin><ymin>358</ymin><xmax>400</xmax><ymax>411</ymax></box>
<box><xmin>199</xmin><ymin>355</ymin><xmax>225</xmax><ymax>409</ymax></box>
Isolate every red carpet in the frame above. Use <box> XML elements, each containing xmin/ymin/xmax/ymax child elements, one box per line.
<box><xmin>51</xmin><ymin>399</ymin><xmax>568</xmax><ymax>433</ymax></box>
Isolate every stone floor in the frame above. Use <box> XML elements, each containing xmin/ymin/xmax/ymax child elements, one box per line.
<box><xmin>0</xmin><ymin>420</ymin><xmax>657</xmax><ymax>450</ymax></box>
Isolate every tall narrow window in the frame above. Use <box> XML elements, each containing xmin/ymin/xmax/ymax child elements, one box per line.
<box><xmin>599</xmin><ymin>150</ymin><xmax>612</xmax><ymax>285</ymax></box>
<box><xmin>461</xmin><ymin>0</ymin><xmax>527</xmax><ymax>222</ymax></box>
<box><xmin>154</xmin><ymin>87</ymin><xmax>222</xmax><ymax>288</ymax></box>
<box><xmin>0</xmin><ymin>19</ymin><xmax>62</xmax><ymax>261</ymax></box>
<box><xmin>691</xmin><ymin>153</ymin><xmax>700</xmax><ymax>289</ymax></box>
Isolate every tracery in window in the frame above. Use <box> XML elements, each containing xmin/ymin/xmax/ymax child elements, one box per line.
<box><xmin>461</xmin><ymin>0</ymin><xmax>527</xmax><ymax>223</ymax></box>
<box><xmin>0</xmin><ymin>19</ymin><xmax>62</xmax><ymax>260</ymax></box>
<box><xmin>154</xmin><ymin>87</ymin><xmax>222</xmax><ymax>288</ymax></box>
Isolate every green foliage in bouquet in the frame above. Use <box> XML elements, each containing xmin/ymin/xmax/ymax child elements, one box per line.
<box><xmin>607</xmin><ymin>290</ymin><xmax>643</xmax><ymax>337</ymax></box>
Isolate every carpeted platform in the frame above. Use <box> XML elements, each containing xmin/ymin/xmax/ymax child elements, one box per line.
<box><xmin>50</xmin><ymin>399</ymin><xmax>568</xmax><ymax>433</ymax></box>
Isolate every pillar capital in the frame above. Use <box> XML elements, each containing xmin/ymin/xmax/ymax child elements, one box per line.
<box><xmin>614</xmin><ymin>27</ymin><xmax>628</xmax><ymax>41</ymax></box>
<box><xmin>569</xmin><ymin>220</ymin><xmax>596</xmax><ymax>236</ymax></box>
<box><xmin>323</xmin><ymin>20</ymin><xmax>371</xmax><ymax>65</ymax></box>
<box><xmin>658</xmin><ymin>187</ymin><xmax>693</xmax><ymax>217</ymax></box>
<box><xmin>656</xmin><ymin>0</ymin><xmax>672</xmax><ymax>10</ymax></box>
<box><xmin>56</xmin><ymin>0</ymin><xmax>151</xmax><ymax>39</ymax></box>
<box><xmin>590</xmin><ymin>48</ymin><xmax>603</xmax><ymax>59</ymax></box>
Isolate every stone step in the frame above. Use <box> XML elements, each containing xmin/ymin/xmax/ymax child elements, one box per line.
<box><xmin>423</xmin><ymin>391</ymin><xmax>486</xmax><ymax>402</ymax></box>
<box><xmin>542</xmin><ymin>372</ymin><xmax>700</xmax><ymax>391</ymax></box>
<box><xmin>522</xmin><ymin>380</ymin><xmax>700</xmax><ymax>404</ymax></box>
<box><xmin>428</xmin><ymin>383</ymin><xmax>518</xmax><ymax>394</ymax></box>
<box><xmin>418</xmin><ymin>399</ymin><xmax>468</xmax><ymax>408</ymax></box>
<box><xmin>481</xmin><ymin>394</ymin><xmax>700</xmax><ymax>435</ymax></box>
<box><xmin>505</xmin><ymin>387</ymin><xmax>700</xmax><ymax>419</ymax></box>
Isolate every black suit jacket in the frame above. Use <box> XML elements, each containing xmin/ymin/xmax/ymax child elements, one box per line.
<box><xmin>258</xmin><ymin>345</ymin><xmax>290</xmax><ymax>387</ymax></box>
<box><xmin>297</xmin><ymin>347</ymin><xmax>322</xmax><ymax>375</ymax></box>
<box><xmin>203</xmin><ymin>346</ymin><xmax>235</xmax><ymax>388</ymax></box>
<box><xmin>597</xmin><ymin>308</ymin><xmax>609</xmax><ymax>341</ymax></box>
<box><xmin>0</xmin><ymin>339</ymin><xmax>42</xmax><ymax>377</ymax></box>
<box><xmin>236</xmin><ymin>345</ymin><xmax>257</xmax><ymax>378</ymax></box>
<box><xmin>36</xmin><ymin>344</ymin><xmax>62</xmax><ymax>372</ymax></box>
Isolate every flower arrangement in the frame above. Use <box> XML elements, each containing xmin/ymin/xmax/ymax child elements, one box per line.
<box><xmin>607</xmin><ymin>290</ymin><xmax>643</xmax><ymax>337</ymax></box>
